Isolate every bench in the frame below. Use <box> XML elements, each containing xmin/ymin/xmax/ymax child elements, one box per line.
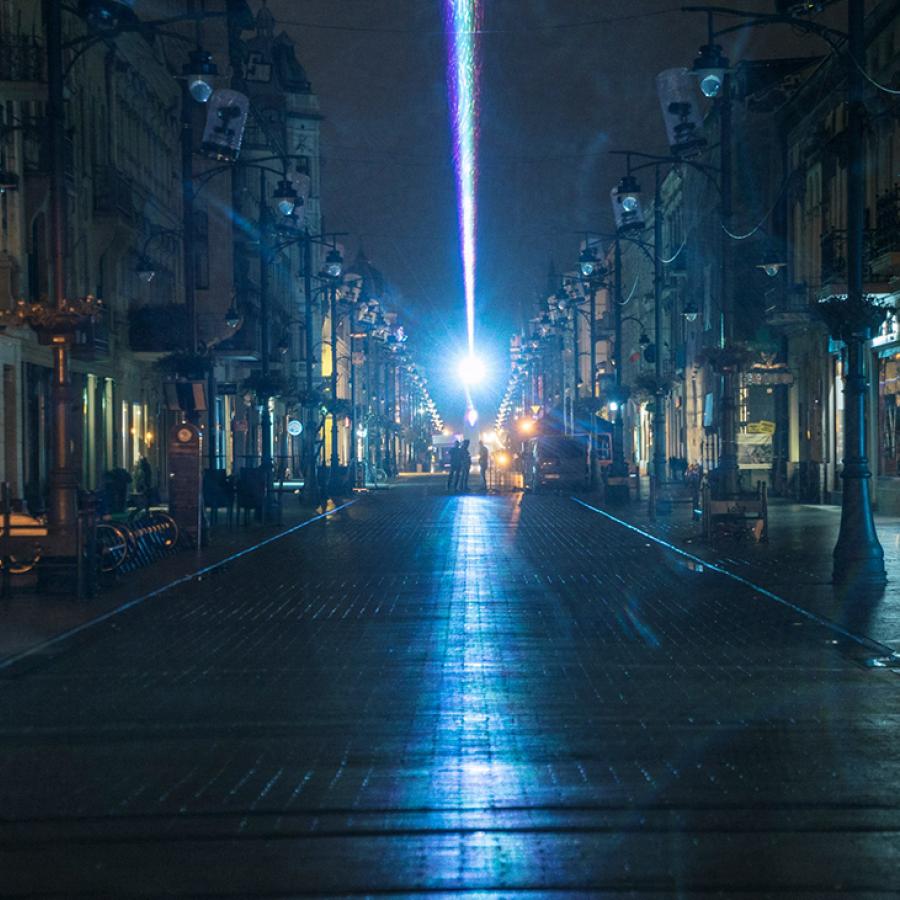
<box><xmin>702</xmin><ymin>481</ymin><xmax>768</xmax><ymax>542</ymax></box>
<box><xmin>0</xmin><ymin>504</ymin><xmax>48</xmax><ymax>586</ymax></box>
<box><xmin>649</xmin><ymin>476</ymin><xmax>700</xmax><ymax>519</ymax></box>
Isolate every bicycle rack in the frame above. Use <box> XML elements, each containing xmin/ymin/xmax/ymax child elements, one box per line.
<box><xmin>96</xmin><ymin>511</ymin><xmax>179</xmax><ymax>576</ymax></box>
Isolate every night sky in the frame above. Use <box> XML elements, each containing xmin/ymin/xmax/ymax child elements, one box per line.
<box><xmin>264</xmin><ymin>0</ymin><xmax>838</xmax><ymax>429</ymax></box>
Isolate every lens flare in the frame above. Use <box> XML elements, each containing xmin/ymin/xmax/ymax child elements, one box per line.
<box><xmin>444</xmin><ymin>0</ymin><xmax>482</xmax><ymax>358</ymax></box>
<box><xmin>458</xmin><ymin>354</ymin><xmax>486</xmax><ymax>385</ymax></box>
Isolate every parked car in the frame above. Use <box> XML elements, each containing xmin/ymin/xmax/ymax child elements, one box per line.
<box><xmin>525</xmin><ymin>435</ymin><xmax>589</xmax><ymax>492</ymax></box>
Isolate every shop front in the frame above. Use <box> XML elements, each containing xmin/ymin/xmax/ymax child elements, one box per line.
<box><xmin>875</xmin><ymin>346</ymin><xmax>900</xmax><ymax>513</ymax></box>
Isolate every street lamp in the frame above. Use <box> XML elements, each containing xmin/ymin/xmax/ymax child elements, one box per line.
<box><xmin>324</xmin><ymin>246</ymin><xmax>345</xmax><ymax>494</ymax></box>
<box><xmin>79</xmin><ymin>0</ymin><xmax>136</xmax><ymax>31</ymax></box>
<box><xmin>611</xmin><ymin>157</ymin><xmax>668</xmax><ymax>492</ymax></box>
<box><xmin>273</xmin><ymin>179</ymin><xmax>299</xmax><ymax>217</ymax></box>
<box><xmin>133</xmin><ymin>225</ymin><xmax>180</xmax><ymax>285</ymax></box>
<box><xmin>257</xmin><ymin>228</ymin><xmax>350</xmax><ymax>506</ymax></box>
<box><xmin>20</xmin><ymin>1</ymin><xmax>234</xmax><ymax>551</ymax></box>
<box><xmin>184</xmin><ymin>48</ymin><xmax>218</xmax><ymax>103</ymax></box>
<box><xmin>756</xmin><ymin>240</ymin><xmax>787</xmax><ymax>277</ymax></box>
<box><xmin>579</xmin><ymin>246</ymin><xmax>597</xmax><ymax>278</ymax></box>
<box><xmin>568</xmin><ymin>243</ymin><xmax>610</xmax><ymax>485</ymax></box>
<box><xmin>693</xmin><ymin>43</ymin><xmax>730</xmax><ymax>98</ymax></box>
<box><xmin>681</xmin><ymin>1</ymin><xmax>880</xmax><ymax>580</ymax></box>
<box><xmin>611</xmin><ymin>175</ymin><xmax>645</xmax><ymax>232</ymax></box>
<box><xmin>691</xmin><ymin>14</ymin><xmax>730</xmax><ymax>98</ymax></box>
<box><xmin>224</xmin><ymin>301</ymin><xmax>240</xmax><ymax>329</ymax></box>
<box><xmin>325</xmin><ymin>247</ymin><xmax>344</xmax><ymax>278</ymax></box>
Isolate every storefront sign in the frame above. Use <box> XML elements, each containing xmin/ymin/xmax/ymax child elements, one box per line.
<box><xmin>287</xmin><ymin>419</ymin><xmax>303</xmax><ymax>436</ymax></box>
<box><xmin>745</xmin><ymin>369</ymin><xmax>794</xmax><ymax>385</ymax></box>
<box><xmin>738</xmin><ymin>433</ymin><xmax>773</xmax><ymax>469</ymax></box>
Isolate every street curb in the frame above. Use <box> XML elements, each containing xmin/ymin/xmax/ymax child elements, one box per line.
<box><xmin>0</xmin><ymin>500</ymin><xmax>358</xmax><ymax>674</ymax></box>
<box><xmin>572</xmin><ymin>496</ymin><xmax>900</xmax><ymax>661</ymax></box>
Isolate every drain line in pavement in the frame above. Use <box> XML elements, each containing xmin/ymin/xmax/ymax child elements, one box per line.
<box><xmin>0</xmin><ymin>500</ymin><xmax>358</xmax><ymax>673</ymax></box>
<box><xmin>572</xmin><ymin>497</ymin><xmax>900</xmax><ymax>661</ymax></box>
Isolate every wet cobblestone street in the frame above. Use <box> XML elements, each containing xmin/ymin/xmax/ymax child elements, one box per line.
<box><xmin>3</xmin><ymin>480</ymin><xmax>900</xmax><ymax>896</ymax></box>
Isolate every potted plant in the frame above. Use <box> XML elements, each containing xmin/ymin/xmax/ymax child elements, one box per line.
<box><xmin>630</xmin><ymin>373</ymin><xmax>673</xmax><ymax>404</ymax></box>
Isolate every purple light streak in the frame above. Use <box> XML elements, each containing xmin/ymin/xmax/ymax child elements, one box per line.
<box><xmin>444</xmin><ymin>0</ymin><xmax>482</xmax><ymax>358</ymax></box>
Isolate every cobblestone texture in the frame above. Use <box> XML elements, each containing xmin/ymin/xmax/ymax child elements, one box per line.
<box><xmin>595</xmin><ymin>494</ymin><xmax>900</xmax><ymax>650</ymax></box>
<box><xmin>2</xmin><ymin>480</ymin><xmax>900</xmax><ymax>895</ymax></box>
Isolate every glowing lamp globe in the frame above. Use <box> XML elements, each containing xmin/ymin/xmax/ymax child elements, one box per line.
<box><xmin>700</xmin><ymin>74</ymin><xmax>723</xmax><ymax>98</ymax></box>
<box><xmin>273</xmin><ymin>180</ymin><xmax>299</xmax><ymax>217</ymax></box>
<box><xmin>466</xmin><ymin>408</ymin><xmax>479</xmax><ymax>427</ymax></box>
<box><xmin>324</xmin><ymin>248</ymin><xmax>343</xmax><ymax>278</ymax></box>
<box><xmin>189</xmin><ymin>77</ymin><xmax>214</xmax><ymax>104</ymax></box>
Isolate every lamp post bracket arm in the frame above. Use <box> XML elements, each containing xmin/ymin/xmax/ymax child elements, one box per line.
<box><xmin>681</xmin><ymin>4</ymin><xmax>847</xmax><ymax>41</ymax></box>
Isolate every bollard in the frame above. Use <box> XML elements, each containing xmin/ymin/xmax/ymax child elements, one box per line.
<box><xmin>77</xmin><ymin>492</ymin><xmax>98</xmax><ymax>600</ymax></box>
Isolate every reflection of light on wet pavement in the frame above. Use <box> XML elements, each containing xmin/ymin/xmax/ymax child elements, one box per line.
<box><xmin>427</xmin><ymin>495</ymin><xmax>532</xmax><ymax>879</ymax></box>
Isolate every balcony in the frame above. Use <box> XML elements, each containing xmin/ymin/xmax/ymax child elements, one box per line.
<box><xmin>129</xmin><ymin>304</ymin><xmax>189</xmax><ymax>355</ymax></box>
<box><xmin>820</xmin><ymin>228</ymin><xmax>896</xmax><ymax>300</ymax></box>
<box><xmin>872</xmin><ymin>186</ymin><xmax>900</xmax><ymax>278</ymax></box>
<box><xmin>216</xmin><ymin>309</ymin><xmax>261</xmax><ymax>362</ymax></box>
<box><xmin>820</xmin><ymin>228</ymin><xmax>873</xmax><ymax>285</ymax></box>
<box><xmin>71</xmin><ymin>307</ymin><xmax>111</xmax><ymax>361</ymax></box>
<box><xmin>765</xmin><ymin>285</ymin><xmax>817</xmax><ymax>334</ymax></box>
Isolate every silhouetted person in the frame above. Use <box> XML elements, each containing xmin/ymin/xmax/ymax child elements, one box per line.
<box><xmin>478</xmin><ymin>442</ymin><xmax>489</xmax><ymax>491</ymax></box>
<box><xmin>447</xmin><ymin>440</ymin><xmax>462</xmax><ymax>491</ymax></box>
<box><xmin>460</xmin><ymin>439</ymin><xmax>471</xmax><ymax>491</ymax></box>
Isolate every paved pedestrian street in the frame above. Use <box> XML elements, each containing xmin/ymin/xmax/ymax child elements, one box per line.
<box><xmin>3</xmin><ymin>479</ymin><xmax>900</xmax><ymax>896</ymax></box>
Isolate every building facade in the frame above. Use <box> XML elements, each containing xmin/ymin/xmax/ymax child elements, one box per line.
<box><xmin>0</xmin><ymin>0</ymin><xmax>328</xmax><ymax>510</ymax></box>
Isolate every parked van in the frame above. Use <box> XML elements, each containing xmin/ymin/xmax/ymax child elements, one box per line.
<box><xmin>525</xmin><ymin>435</ymin><xmax>589</xmax><ymax>492</ymax></box>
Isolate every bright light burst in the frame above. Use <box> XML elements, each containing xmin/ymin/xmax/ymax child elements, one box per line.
<box><xmin>458</xmin><ymin>354</ymin><xmax>486</xmax><ymax>385</ymax></box>
<box><xmin>444</xmin><ymin>0</ymin><xmax>482</xmax><ymax>358</ymax></box>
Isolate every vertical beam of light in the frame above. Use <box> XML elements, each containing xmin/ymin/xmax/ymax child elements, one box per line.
<box><xmin>444</xmin><ymin>0</ymin><xmax>482</xmax><ymax>358</ymax></box>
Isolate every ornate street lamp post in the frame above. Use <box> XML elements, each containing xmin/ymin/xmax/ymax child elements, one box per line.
<box><xmin>324</xmin><ymin>247</ymin><xmax>344</xmax><ymax>494</ymax></box>
<box><xmin>682</xmin><ymin>1</ymin><xmax>885</xmax><ymax>579</ymax></box>
<box><xmin>611</xmin><ymin>158</ymin><xmax>668</xmax><ymax>491</ymax></box>
<box><xmin>819</xmin><ymin>0</ymin><xmax>886</xmax><ymax>586</ymax></box>
<box><xmin>0</xmin><ymin>3</ymin><xmax>103</xmax><ymax>551</ymax></box>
